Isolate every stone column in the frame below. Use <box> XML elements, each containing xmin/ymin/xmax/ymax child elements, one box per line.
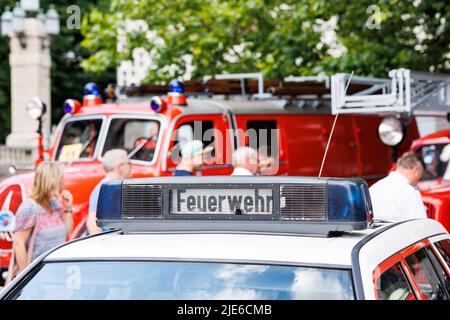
<box><xmin>6</xmin><ymin>18</ymin><xmax>51</xmax><ymax>148</ymax></box>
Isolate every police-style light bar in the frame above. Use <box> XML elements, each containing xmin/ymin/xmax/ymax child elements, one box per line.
<box><xmin>97</xmin><ymin>177</ymin><xmax>373</xmax><ymax>236</ymax></box>
<box><xmin>167</xmin><ymin>79</ymin><xmax>187</xmax><ymax>106</ymax></box>
<box><xmin>63</xmin><ymin>99</ymin><xmax>81</xmax><ymax>114</ymax></box>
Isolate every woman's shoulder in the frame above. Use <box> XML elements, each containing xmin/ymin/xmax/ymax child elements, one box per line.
<box><xmin>18</xmin><ymin>199</ymin><xmax>36</xmax><ymax>211</ymax></box>
<box><xmin>17</xmin><ymin>199</ymin><xmax>45</xmax><ymax>216</ymax></box>
<box><xmin>15</xmin><ymin>199</ymin><xmax>38</xmax><ymax>220</ymax></box>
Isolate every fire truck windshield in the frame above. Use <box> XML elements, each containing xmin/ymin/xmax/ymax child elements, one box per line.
<box><xmin>55</xmin><ymin>118</ymin><xmax>103</xmax><ymax>161</ymax></box>
<box><xmin>417</xmin><ymin>143</ymin><xmax>450</xmax><ymax>181</ymax></box>
<box><xmin>101</xmin><ymin>118</ymin><xmax>160</xmax><ymax>163</ymax></box>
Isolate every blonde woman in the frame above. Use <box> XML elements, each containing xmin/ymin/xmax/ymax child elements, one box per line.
<box><xmin>12</xmin><ymin>162</ymin><xmax>73</xmax><ymax>273</ymax></box>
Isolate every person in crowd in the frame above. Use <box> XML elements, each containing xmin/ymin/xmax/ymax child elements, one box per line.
<box><xmin>12</xmin><ymin>162</ymin><xmax>73</xmax><ymax>274</ymax></box>
<box><xmin>369</xmin><ymin>151</ymin><xmax>427</xmax><ymax>221</ymax></box>
<box><xmin>258</xmin><ymin>145</ymin><xmax>277</xmax><ymax>176</ymax></box>
<box><xmin>231</xmin><ymin>147</ymin><xmax>259</xmax><ymax>176</ymax></box>
<box><xmin>173</xmin><ymin>140</ymin><xmax>206</xmax><ymax>176</ymax></box>
<box><xmin>87</xmin><ymin>149</ymin><xmax>132</xmax><ymax>235</ymax></box>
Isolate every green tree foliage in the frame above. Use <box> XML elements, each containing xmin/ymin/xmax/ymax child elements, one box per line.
<box><xmin>81</xmin><ymin>0</ymin><xmax>450</xmax><ymax>82</ymax></box>
<box><xmin>81</xmin><ymin>0</ymin><xmax>329</xmax><ymax>82</ymax></box>
<box><xmin>0</xmin><ymin>0</ymin><xmax>115</xmax><ymax>143</ymax></box>
<box><xmin>318</xmin><ymin>0</ymin><xmax>450</xmax><ymax>76</ymax></box>
<box><xmin>47</xmin><ymin>0</ymin><xmax>116</xmax><ymax>125</ymax></box>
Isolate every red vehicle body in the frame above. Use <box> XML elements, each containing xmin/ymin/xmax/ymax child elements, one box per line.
<box><xmin>0</xmin><ymin>86</ymin><xmax>418</xmax><ymax>272</ymax></box>
<box><xmin>411</xmin><ymin>129</ymin><xmax>450</xmax><ymax>232</ymax></box>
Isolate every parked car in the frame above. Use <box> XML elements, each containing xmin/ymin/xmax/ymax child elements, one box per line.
<box><xmin>1</xmin><ymin>176</ymin><xmax>449</xmax><ymax>300</ymax></box>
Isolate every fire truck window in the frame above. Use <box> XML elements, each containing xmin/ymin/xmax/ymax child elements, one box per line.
<box><xmin>55</xmin><ymin>119</ymin><xmax>103</xmax><ymax>161</ymax></box>
<box><xmin>376</xmin><ymin>263</ymin><xmax>414</xmax><ymax>300</ymax></box>
<box><xmin>418</xmin><ymin>144</ymin><xmax>449</xmax><ymax>180</ymax></box>
<box><xmin>102</xmin><ymin>119</ymin><xmax>160</xmax><ymax>163</ymax></box>
<box><xmin>171</xmin><ymin>121</ymin><xmax>215</xmax><ymax>164</ymax></box>
<box><xmin>405</xmin><ymin>247</ymin><xmax>448</xmax><ymax>300</ymax></box>
<box><xmin>435</xmin><ymin>240</ymin><xmax>450</xmax><ymax>269</ymax></box>
<box><xmin>246</xmin><ymin>120</ymin><xmax>279</xmax><ymax>159</ymax></box>
<box><xmin>177</xmin><ymin>124</ymin><xmax>194</xmax><ymax>150</ymax></box>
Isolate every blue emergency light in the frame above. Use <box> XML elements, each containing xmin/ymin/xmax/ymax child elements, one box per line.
<box><xmin>84</xmin><ymin>82</ymin><xmax>100</xmax><ymax>97</ymax></box>
<box><xmin>167</xmin><ymin>79</ymin><xmax>187</xmax><ymax>106</ymax></box>
<box><xmin>96</xmin><ymin>177</ymin><xmax>373</xmax><ymax>236</ymax></box>
<box><xmin>82</xmin><ymin>82</ymin><xmax>103</xmax><ymax>107</ymax></box>
<box><xmin>63</xmin><ymin>99</ymin><xmax>81</xmax><ymax>114</ymax></box>
<box><xmin>168</xmin><ymin>80</ymin><xmax>184</xmax><ymax>94</ymax></box>
<box><xmin>150</xmin><ymin>96</ymin><xmax>167</xmax><ymax>113</ymax></box>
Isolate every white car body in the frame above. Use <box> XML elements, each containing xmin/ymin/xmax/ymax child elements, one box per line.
<box><xmin>2</xmin><ymin>218</ymin><xmax>448</xmax><ymax>300</ymax></box>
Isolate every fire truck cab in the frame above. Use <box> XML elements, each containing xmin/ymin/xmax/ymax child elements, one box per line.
<box><xmin>0</xmin><ymin>74</ymin><xmax>418</xmax><ymax>278</ymax></box>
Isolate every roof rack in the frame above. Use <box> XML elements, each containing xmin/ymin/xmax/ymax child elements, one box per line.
<box><xmin>120</xmin><ymin>72</ymin><xmax>373</xmax><ymax>103</ymax></box>
<box><xmin>331</xmin><ymin>68</ymin><xmax>450</xmax><ymax>116</ymax></box>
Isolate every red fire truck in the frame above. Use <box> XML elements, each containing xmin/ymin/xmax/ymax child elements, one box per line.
<box><xmin>411</xmin><ymin>131</ymin><xmax>450</xmax><ymax>232</ymax></box>
<box><xmin>0</xmin><ymin>73</ymin><xmax>418</xmax><ymax>277</ymax></box>
<box><xmin>332</xmin><ymin>69</ymin><xmax>450</xmax><ymax>232</ymax></box>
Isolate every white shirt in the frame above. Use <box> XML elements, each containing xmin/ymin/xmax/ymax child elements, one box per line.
<box><xmin>369</xmin><ymin>171</ymin><xmax>427</xmax><ymax>221</ymax></box>
<box><xmin>231</xmin><ymin>167</ymin><xmax>254</xmax><ymax>176</ymax></box>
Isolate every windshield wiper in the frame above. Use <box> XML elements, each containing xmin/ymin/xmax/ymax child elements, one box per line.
<box><xmin>78</xmin><ymin>132</ymin><xmax>99</xmax><ymax>157</ymax></box>
<box><xmin>128</xmin><ymin>138</ymin><xmax>151</xmax><ymax>159</ymax></box>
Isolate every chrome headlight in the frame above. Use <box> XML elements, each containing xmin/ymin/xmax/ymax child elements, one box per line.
<box><xmin>378</xmin><ymin>117</ymin><xmax>404</xmax><ymax>147</ymax></box>
<box><xmin>27</xmin><ymin>97</ymin><xmax>46</xmax><ymax>120</ymax></box>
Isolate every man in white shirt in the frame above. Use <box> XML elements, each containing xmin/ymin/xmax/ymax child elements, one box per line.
<box><xmin>369</xmin><ymin>151</ymin><xmax>427</xmax><ymax>221</ymax></box>
<box><xmin>231</xmin><ymin>147</ymin><xmax>259</xmax><ymax>176</ymax></box>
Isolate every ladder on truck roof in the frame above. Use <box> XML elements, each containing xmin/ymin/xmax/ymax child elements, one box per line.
<box><xmin>331</xmin><ymin>68</ymin><xmax>450</xmax><ymax>117</ymax></box>
<box><xmin>122</xmin><ymin>72</ymin><xmax>374</xmax><ymax>104</ymax></box>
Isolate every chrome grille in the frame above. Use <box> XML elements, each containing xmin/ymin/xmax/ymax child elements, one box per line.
<box><xmin>280</xmin><ymin>184</ymin><xmax>326</xmax><ymax>220</ymax></box>
<box><xmin>122</xmin><ymin>184</ymin><xmax>163</xmax><ymax>218</ymax></box>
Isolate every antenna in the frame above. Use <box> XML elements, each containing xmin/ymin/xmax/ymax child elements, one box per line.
<box><xmin>319</xmin><ymin>72</ymin><xmax>354</xmax><ymax>177</ymax></box>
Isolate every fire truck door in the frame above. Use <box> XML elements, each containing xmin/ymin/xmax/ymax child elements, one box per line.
<box><xmin>233</xmin><ymin>116</ymin><xmax>288</xmax><ymax>176</ymax></box>
<box><xmin>166</xmin><ymin>114</ymin><xmax>233</xmax><ymax>176</ymax></box>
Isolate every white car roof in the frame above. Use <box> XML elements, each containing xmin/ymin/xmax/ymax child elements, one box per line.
<box><xmin>45</xmin><ymin>220</ymin><xmax>445</xmax><ymax>267</ymax></box>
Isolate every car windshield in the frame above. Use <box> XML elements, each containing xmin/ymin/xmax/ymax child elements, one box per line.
<box><xmin>8</xmin><ymin>261</ymin><xmax>354</xmax><ymax>300</ymax></box>
<box><xmin>102</xmin><ymin>118</ymin><xmax>160</xmax><ymax>163</ymax></box>
<box><xmin>55</xmin><ymin>119</ymin><xmax>103</xmax><ymax>161</ymax></box>
<box><xmin>417</xmin><ymin>143</ymin><xmax>450</xmax><ymax>181</ymax></box>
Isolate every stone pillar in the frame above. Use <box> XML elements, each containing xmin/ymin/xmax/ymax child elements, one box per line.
<box><xmin>6</xmin><ymin>18</ymin><xmax>51</xmax><ymax>148</ymax></box>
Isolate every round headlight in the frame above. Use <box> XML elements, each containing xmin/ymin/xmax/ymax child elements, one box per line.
<box><xmin>378</xmin><ymin>117</ymin><xmax>404</xmax><ymax>147</ymax></box>
<box><xmin>27</xmin><ymin>98</ymin><xmax>46</xmax><ymax>120</ymax></box>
